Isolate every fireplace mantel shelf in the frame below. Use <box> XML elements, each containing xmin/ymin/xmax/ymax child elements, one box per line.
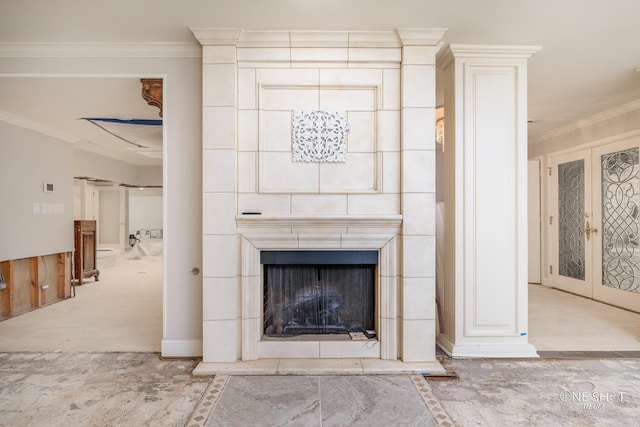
<box><xmin>236</xmin><ymin>214</ymin><xmax>403</xmax><ymax>229</ymax></box>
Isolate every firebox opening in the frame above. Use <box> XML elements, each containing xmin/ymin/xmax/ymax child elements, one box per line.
<box><xmin>261</xmin><ymin>251</ymin><xmax>377</xmax><ymax>337</ymax></box>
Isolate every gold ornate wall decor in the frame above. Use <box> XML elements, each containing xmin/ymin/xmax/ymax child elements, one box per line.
<box><xmin>140</xmin><ymin>78</ymin><xmax>163</xmax><ymax>117</ymax></box>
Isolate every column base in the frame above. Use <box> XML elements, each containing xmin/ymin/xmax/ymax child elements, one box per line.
<box><xmin>437</xmin><ymin>335</ymin><xmax>539</xmax><ymax>358</ymax></box>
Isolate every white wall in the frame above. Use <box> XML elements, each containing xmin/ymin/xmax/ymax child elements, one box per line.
<box><xmin>129</xmin><ymin>189</ymin><xmax>163</xmax><ymax>235</ymax></box>
<box><xmin>0</xmin><ymin>54</ymin><xmax>203</xmax><ymax>357</ymax></box>
<box><xmin>0</xmin><ymin>121</ymin><xmax>74</xmax><ymax>261</ymax></box>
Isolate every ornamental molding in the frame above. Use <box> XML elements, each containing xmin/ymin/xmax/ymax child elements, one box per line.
<box><xmin>291</xmin><ymin>110</ymin><xmax>350</xmax><ymax>163</ymax></box>
<box><xmin>0</xmin><ymin>42</ymin><xmax>201</xmax><ymax>58</ymax></box>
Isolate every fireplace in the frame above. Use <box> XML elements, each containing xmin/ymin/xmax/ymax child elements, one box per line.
<box><xmin>196</xmin><ymin>28</ymin><xmax>443</xmax><ymax>365</ymax></box>
<box><xmin>261</xmin><ymin>251</ymin><xmax>377</xmax><ymax>336</ymax></box>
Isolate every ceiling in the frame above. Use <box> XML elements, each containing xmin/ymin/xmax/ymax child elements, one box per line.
<box><xmin>1</xmin><ymin>0</ymin><xmax>639</xmax><ymax>165</ymax></box>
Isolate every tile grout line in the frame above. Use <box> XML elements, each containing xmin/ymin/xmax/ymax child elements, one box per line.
<box><xmin>185</xmin><ymin>374</ymin><xmax>230</xmax><ymax>427</ymax></box>
<box><xmin>409</xmin><ymin>374</ymin><xmax>456</xmax><ymax>427</ymax></box>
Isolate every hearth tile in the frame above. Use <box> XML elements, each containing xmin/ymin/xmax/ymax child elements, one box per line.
<box><xmin>206</xmin><ymin>376</ymin><xmax>320</xmax><ymax>426</ymax></box>
<box><xmin>277</xmin><ymin>358</ymin><xmax>363</xmax><ymax>374</ymax></box>
<box><xmin>320</xmin><ymin>376</ymin><xmax>436</xmax><ymax>427</ymax></box>
<box><xmin>320</xmin><ymin>340</ymin><xmax>381</xmax><ymax>359</ymax></box>
<box><xmin>193</xmin><ymin>359</ymin><xmax>279</xmax><ymax>376</ymax></box>
<box><xmin>259</xmin><ymin>341</ymin><xmax>320</xmax><ymax>359</ymax></box>
<box><xmin>361</xmin><ymin>359</ymin><xmax>446</xmax><ymax>375</ymax></box>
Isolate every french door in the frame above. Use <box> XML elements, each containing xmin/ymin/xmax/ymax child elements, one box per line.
<box><xmin>550</xmin><ymin>139</ymin><xmax>640</xmax><ymax>312</ymax></box>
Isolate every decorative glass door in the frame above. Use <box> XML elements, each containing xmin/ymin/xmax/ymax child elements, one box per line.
<box><xmin>550</xmin><ymin>141</ymin><xmax>640</xmax><ymax>312</ymax></box>
<box><xmin>550</xmin><ymin>150</ymin><xmax>593</xmax><ymax>297</ymax></box>
<box><xmin>592</xmin><ymin>141</ymin><xmax>640</xmax><ymax>312</ymax></box>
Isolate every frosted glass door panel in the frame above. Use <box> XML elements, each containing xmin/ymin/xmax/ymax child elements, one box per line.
<box><xmin>558</xmin><ymin>159</ymin><xmax>586</xmax><ymax>280</ymax></box>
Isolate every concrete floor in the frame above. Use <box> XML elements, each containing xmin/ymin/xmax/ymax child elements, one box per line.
<box><xmin>1</xmin><ymin>254</ymin><xmax>639</xmax><ymax>426</ymax></box>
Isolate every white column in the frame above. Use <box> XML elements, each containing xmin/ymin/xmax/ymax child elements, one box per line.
<box><xmin>437</xmin><ymin>45</ymin><xmax>540</xmax><ymax>358</ymax></box>
<box><xmin>192</xmin><ymin>28</ymin><xmax>243</xmax><ymax>363</ymax></box>
<box><xmin>397</xmin><ymin>29</ymin><xmax>446</xmax><ymax>362</ymax></box>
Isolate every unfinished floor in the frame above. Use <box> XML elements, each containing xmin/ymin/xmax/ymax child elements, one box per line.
<box><xmin>0</xmin><ymin>253</ymin><xmax>639</xmax><ymax>426</ymax></box>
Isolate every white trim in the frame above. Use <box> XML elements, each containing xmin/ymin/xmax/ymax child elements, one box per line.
<box><xmin>240</xmin><ymin>233</ymin><xmax>399</xmax><ymax>361</ymax></box>
<box><xmin>0</xmin><ymin>42</ymin><xmax>201</xmax><ymax>58</ymax></box>
<box><xmin>161</xmin><ymin>339</ymin><xmax>203</xmax><ymax>358</ymax></box>
<box><xmin>236</xmin><ymin>215</ymin><xmax>403</xmax><ymax>229</ymax></box>
<box><xmin>437</xmin><ymin>335</ymin><xmax>538</xmax><ymax>358</ymax></box>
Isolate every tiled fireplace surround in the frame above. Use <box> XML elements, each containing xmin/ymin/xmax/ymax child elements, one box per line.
<box><xmin>193</xmin><ymin>28</ymin><xmax>445</xmax><ymax>367</ymax></box>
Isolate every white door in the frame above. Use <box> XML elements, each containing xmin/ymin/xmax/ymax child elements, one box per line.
<box><xmin>528</xmin><ymin>160</ymin><xmax>541</xmax><ymax>283</ymax></box>
<box><xmin>550</xmin><ymin>142</ymin><xmax>640</xmax><ymax>312</ymax></box>
<box><xmin>550</xmin><ymin>149</ymin><xmax>593</xmax><ymax>298</ymax></box>
<box><xmin>96</xmin><ymin>186</ymin><xmax>126</xmax><ymax>252</ymax></box>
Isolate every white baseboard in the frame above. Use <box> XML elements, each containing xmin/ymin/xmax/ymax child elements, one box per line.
<box><xmin>161</xmin><ymin>339</ymin><xmax>202</xmax><ymax>358</ymax></box>
<box><xmin>437</xmin><ymin>335</ymin><xmax>539</xmax><ymax>358</ymax></box>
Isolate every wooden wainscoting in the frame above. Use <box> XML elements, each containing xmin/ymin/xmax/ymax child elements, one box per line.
<box><xmin>0</xmin><ymin>252</ymin><xmax>72</xmax><ymax>320</ymax></box>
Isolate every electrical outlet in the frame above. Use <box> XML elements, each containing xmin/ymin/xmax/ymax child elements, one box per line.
<box><xmin>40</xmin><ymin>283</ymin><xmax>49</xmax><ymax>290</ymax></box>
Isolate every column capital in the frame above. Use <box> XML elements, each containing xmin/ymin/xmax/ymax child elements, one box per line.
<box><xmin>190</xmin><ymin>28</ymin><xmax>243</xmax><ymax>46</ymax></box>
<box><xmin>396</xmin><ymin>28</ymin><xmax>447</xmax><ymax>46</ymax></box>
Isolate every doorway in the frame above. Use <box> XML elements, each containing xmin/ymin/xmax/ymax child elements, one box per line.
<box><xmin>549</xmin><ymin>138</ymin><xmax>640</xmax><ymax>312</ymax></box>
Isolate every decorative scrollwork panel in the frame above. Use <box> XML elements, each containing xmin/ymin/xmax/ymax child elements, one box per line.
<box><xmin>601</xmin><ymin>148</ymin><xmax>640</xmax><ymax>293</ymax></box>
<box><xmin>291</xmin><ymin>110</ymin><xmax>350</xmax><ymax>163</ymax></box>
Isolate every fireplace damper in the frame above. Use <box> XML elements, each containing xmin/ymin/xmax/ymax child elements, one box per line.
<box><xmin>261</xmin><ymin>251</ymin><xmax>377</xmax><ymax>336</ymax></box>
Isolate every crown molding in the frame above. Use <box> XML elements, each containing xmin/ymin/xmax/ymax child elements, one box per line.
<box><xmin>0</xmin><ymin>42</ymin><xmax>201</xmax><ymax>58</ymax></box>
<box><xmin>529</xmin><ymin>98</ymin><xmax>640</xmax><ymax>145</ymax></box>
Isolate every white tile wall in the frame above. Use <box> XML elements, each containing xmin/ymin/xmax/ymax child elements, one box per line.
<box><xmin>237</xmin><ymin>110</ymin><xmax>258</xmax><ymax>151</ymax></box>
<box><xmin>259</xmin><ymin>152</ymin><xmax>319</xmax><ymax>193</ymax></box>
<box><xmin>203</xmin><ymin>149</ymin><xmax>236</xmax><ymax>193</ymax></box>
<box><xmin>202</xmin><ymin>234</ymin><xmax>240</xmax><ymax>278</ymax></box>
<box><xmin>347</xmin><ymin>111</ymin><xmax>376</xmax><ymax>152</ymax></box>
<box><xmin>198</xmin><ymin>29</ymin><xmax>442</xmax><ymax>364</ymax></box>
<box><xmin>203</xmin><ymin>107</ymin><xmax>236</xmax><ymax>149</ymax></box>
<box><xmin>402</xmin><ymin>319</ymin><xmax>436</xmax><ymax>362</ymax></box>
<box><xmin>291</xmin><ymin>194</ymin><xmax>348</xmax><ymax>215</ymax></box>
<box><xmin>401</xmin><ymin>65</ymin><xmax>436</xmax><ymax>108</ymax></box>
<box><xmin>348</xmin><ymin>194</ymin><xmax>400</xmax><ymax>215</ymax></box>
<box><xmin>402</xmin><ymin>108</ymin><xmax>436</xmax><ymax>150</ymax></box>
<box><xmin>203</xmin><ymin>193</ymin><xmax>237</xmax><ymax>234</ymax></box>
<box><xmin>319</xmin><ymin>153</ymin><xmax>376</xmax><ymax>192</ymax></box>
<box><xmin>401</xmin><ymin>192</ymin><xmax>436</xmax><ymax>235</ymax></box>
<box><xmin>402</xmin><ymin>236</ymin><xmax>436</xmax><ymax>278</ymax></box>
<box><xmin>203</xmin><ymin>64</ymin><xmax>237</xmax><ymax>107</ymax></box>
<box><xmin>203</xmin><ymin>277</ymin><xmax>239</xmax><ymax>321</ymax></box>
<box><xmin>403</xmin><ymin>277</ymin><xmax>436</xmax><ymax>320</ymax></box>
<box><xmin>203</xmin><ymin>320</ymin><xmax>239</xmax><ymax>362</ymax></box>
<box><xmin>401</xmin><ymin>150</ymin><xmax>435</xmax><ymax>193</ymax></box>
